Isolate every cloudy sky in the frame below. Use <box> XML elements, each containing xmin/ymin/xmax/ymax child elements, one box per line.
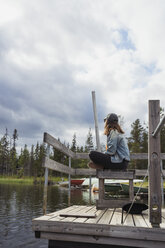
<box><xmin>0</xmin><ymin>0</ymin><xmax>165</xmax><ymax>150</ymax></box>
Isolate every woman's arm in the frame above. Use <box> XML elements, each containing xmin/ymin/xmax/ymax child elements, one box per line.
<box><xmin>105</xmin><ymin>130</ymin><xmax>118</xmax><ymax>155</ymax></box>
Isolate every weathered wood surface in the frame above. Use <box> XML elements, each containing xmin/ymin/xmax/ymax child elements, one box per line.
<box><xmin>33</xmin><ymin>205</ymin><xmax>165</xmax><ymax>248</ymax></box>
<box><xmin>43</xmin><ymin>144</ymin><xmax>50</xmax><ymax>215</ymax></box>
<box><xmin>44</xmin><ymin>132</ymin><xmax>75</xmax><ymax>158</ymax></box>
<box><xmin>96</xmin><ymin>199</ymin><xmax>132</xmax><ymax>209</ymax></box>
<box><xmin>97</xmin><ymin>170</ymin><xmax>134</xmax><ymax>179</ymax></box>
<box><xmin>148</xmin><ymin>100</ymin><xmax>162</xmax><ymax>226</ymax></box>
<box><xmin>60</xmin><ymin>213</ymin><xmax>96</xmax><ymax>218</ymax></box>
<box><xmin>75</xmin><ymin>168</ymin><xmax>96</xmax><ymax>176</ymax></box>
<box><xmin>42</xmin><ymin>157</ymin><xmax>75</xmax><ymax>175</ymax></box>
<box><xmin>129</xmin><ymin>179</ymin><xmax>134</xmax><ymax>201</ymax></box>
<box><xmin>152</xmin><ymin>115</ymin><xmax>165</xmax><ymax>138</ymax></box>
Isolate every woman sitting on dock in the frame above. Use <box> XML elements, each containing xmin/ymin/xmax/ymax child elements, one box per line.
<box><xmin>88</xmin><ymin>113</ymin><xmax>130</xmax><ymax>170</ymax></box>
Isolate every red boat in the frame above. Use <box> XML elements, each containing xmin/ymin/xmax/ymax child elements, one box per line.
<box><xmin>71</xmin><ymin>179</ymin><xmax>85</xmax><ymax>186</ymax></box>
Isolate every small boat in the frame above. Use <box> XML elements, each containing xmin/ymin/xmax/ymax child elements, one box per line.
<box><xmin>92</xmin><ymin>183</ymin><xmax>122</xmax><ymax>193</ymax></box>
<box><xmin>91</xmin><ymin>180</ymin><xmax>148</xmax><ymax>195</ymax></box>
<box><xmin>71</xmin><ymin>179</ymin><xmax>85</xmax><ymax>186</ymax></box>
<box><xmin>121</xmin><ymin>183</ymin><xmax>148</xmax><ymax>194</ymax></box>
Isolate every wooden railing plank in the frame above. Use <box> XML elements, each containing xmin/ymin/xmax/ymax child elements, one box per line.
<box><xmin>44</xmin><ymin>132</ymin><xmax>75</xmax><ymax>158</ymax></box>
<box><xmin>75</xmin><ymin>168</ymin><xmax>96</xmax><ymax>176</ymax></box>
<box><xmin>43</xmin><ymin>157</ymin><xmax>75</xmax><ymax>175</ymax></box>
<box><xmin>97</xmin><ymin>170</ymin><xmax>134</xmax><ymax>179</ymax></box>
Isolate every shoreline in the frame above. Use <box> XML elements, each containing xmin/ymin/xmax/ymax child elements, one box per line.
<box><xmin>0</xmin><ymin>176</ymin><xmax>66</xmax><ymax>185</ymax></box>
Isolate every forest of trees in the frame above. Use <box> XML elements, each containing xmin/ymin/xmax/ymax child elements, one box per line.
<box><xmin>0</xmin><ymin>116</ymin><xmax>165</xmax><ymax>178</ymax></box>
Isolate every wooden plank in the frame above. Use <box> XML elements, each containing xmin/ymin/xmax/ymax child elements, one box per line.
<box><xmin>161</xmin><ymin>208</ymin><xmax>165</xmax><ymax>219</ymax></box>
<box><xmin>131</xmin><ymin>153</ymin><xmax>165</xmax><ymax>160</ymax></box>
<box><xmin>148</xmin><ymin>100</ymin><xmax>162</xmax><ymax>226</ymax></box>
<box><xmin>129</xmin><ymin>179</ymin><xmax>134</xmax><ymax>201</ymax></box>
<box><xmin>41</xmin><ymin>232</ymin><xmax>165</xmax><ymax>248</ymax></box>
<box><xmin>44</xmin><ymin>132</ymin><xmax>75</xmax><ymax>158</ymax></box>
<box><xmin>60</xmin><ymin>206</ymin><xmax>87</xmax><ymax>223</ymax></box>
<box><xmin>96</xmin><ymin>199</ymin><xmax>131</xmax><ymax>209</ymax></box>
<box><xmin>160</xmin><ymin>223</ymin><xmax>165</xmax><ymax>228</ymax></box>
<box><xmin>142</xmin><ymin>212</ymin><xmax>152</xmax><ymax>228</ymax></box>
<box><xmin>43</xmin><ymin>157</ymin><xmax>75</xmax><ymax>175</ymax></box>
<box><xmin>160</xmin><ymin>210</ymin><xmax>165</xmax><ymax>228</ymax></box>
<box><xmin>131</xmin><ymin>153</ymin><xmax>148</xmax><ymax>160</ymax></box>
<box><xmin>98</xmin><ymin>178</ymin><xmax>104</xmax><ymax>202</ymax></box>
<box><xmin>36</xmin><ymin>206</ymin><xmax>79</xmax><ymax>222</ymax></box>
<box><xmin>110</xmin><ymin>208</ymin><xmax>122</xmax><ymax>225</ymax></box>
<box><xmin>97</xmin><ymin>170</ymin><xmax>134</xmax><ymax>179</ymax></box>
<box><xmin>136</xmin><ymin>169</ymin><xmax>165</xmax><ymax>177</ymax></box>
<box><xmin>85</xmin><ymin>210</ymin><xmax>104</xmax><ymax>224</ymax></box>
<box><xmin>75</xmin><ymin>152</ymin><xmax>89</xmax><ymax>159</ymax></box>
<box><xmin>60</xmin><ymin>206</ymin><xmax>93</xmax><ymax>223</ymax></box>
<box><xmin>60</xmin><ymin>213</ymin><xmax>96</xmax><ymax>218</ymax></box>
<box><xmin>48</xmin><ymin>206</ymin><xmax>78</xmax><ymax>222</ymax></box>
<box><xmin>75</xmin><ymin>168</ymin><xmax>96</xmax><ymax>176</ymax></box>
<box><xmin>152</xmin><ymin>115</ymin><xmax>165</xmax><ymax>137</ymax></box>
<box><xmin>97</xmin><ymin>208</ymin><xmax>114</xmax><ymax>224</ymax></box>
<box><xmin>33</xmin><ymin>218</ymin><xmax>165</xmax><ymax>242</ymax></box>
<box><xmin>135</xmin><ymin>169</ymin><xmax>148</xmax><ymax>176</ymax></box>
<box><xmin>133</xmin><ymin>214</ymin><xmax>148</xmax><ymax>228</ymax></box>
<box><xmin>122</xmin><ymin>212</ymin><xmax>134</xmax><ymax>226</ymax></box>
<box><xmin>73</xmin><ymin>206</ymin><xmax>96</xmax><ymax>223</ymax></box>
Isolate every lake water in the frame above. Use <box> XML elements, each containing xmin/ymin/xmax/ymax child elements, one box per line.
<box><xmin>0</xmin><ymin>183</ymin><xmax>97</xmax><ymax>248</ymax></box>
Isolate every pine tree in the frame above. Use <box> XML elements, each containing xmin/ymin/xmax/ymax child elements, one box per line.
<box><xmin>128</xmin><ymin>119</ymin><xmax>147</xmax><ymax>169</ymax></box>
<box><xmin>85</xmin><ymin>128</ymin><xmax>94</xmax><ymax>152</ymax></box>
<box><xmin>71</xmin><ymin>133</ymin><xmax>77</xmax><ymax>152</ymax></box>
<box><xmin>10</xmin><ymin>129</ymin><xmax>18</xmax><ymax>175</ymax></box>
<box><xmin>33</xmin><ymin>142</ymin><xmax>40</xmax><ymax>178</ymax></box>
<box><xmin>0</xmin><ymin>129</ymin><xmax>10</xmax><ymax>174</ymax></box>
<box><xmin>30</xmin><ymin>144</ymin><xmax>35</xmax><ymax>176</ymax></box>
<box><xmin>17</xmin><ymin>144</ymin><xmax>30</xmax><ymax>177</ymax></box>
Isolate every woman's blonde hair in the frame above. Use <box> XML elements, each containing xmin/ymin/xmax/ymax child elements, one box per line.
<box><xmin>104</xmin><ymin>120</ymin><xmax>124</xmax><ymax>136</ymax></box>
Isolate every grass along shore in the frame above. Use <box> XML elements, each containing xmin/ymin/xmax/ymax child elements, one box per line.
<box><xmin>0</xmin><ymin>176</ymin><xmax>67</xmax><ymax>184</ymax></box>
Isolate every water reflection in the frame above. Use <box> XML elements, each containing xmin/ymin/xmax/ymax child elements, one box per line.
<box><xmin>0</xmin><ymin>183</ymin><xmax>97</xmax><ymax>248</ymax></box>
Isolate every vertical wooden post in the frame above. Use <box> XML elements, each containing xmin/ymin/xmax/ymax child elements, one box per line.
<box><xmin>161</xmin><ymin>160</ymin><xmax>164</xmax><ymax>207</ymax></box>
<box><xmin>148</xmin><ymin>100</ymin><xmax>161</xmax><ymax>227</ymax></box>
<box><xmin>68</xmin><ymin>156</ymin><xmax>71</xmax><ymax>206</ymax></box>
<box><xmin>129</xmin><ymin>179</ymin><xmax>134</xmax><ymax>201</ymax></box>
<box><xmin>89</xmin><ymin>176</ymin><xmax>92</xmax><ymax>205</ymax></box>
<box><xmin>43</xmin><ymin>144</ymin><xmax>50</xmax><ymax>215</ymax></box>
<box><xmin>92</xmin><ymin>91</ymin><xmax>101</xmax><ymax>152</ymax></box>
<box><xmin>99</xmin><ymin>178</ymin><xmax>105</xmax><ymax>202</ymax></box>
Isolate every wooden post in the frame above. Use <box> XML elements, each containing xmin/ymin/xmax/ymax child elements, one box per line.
<box><xmin>161</xmin><ymin>160</ymin><xmax>164</xmax><ymax>207</ymax></box>
<box><xmin>129</xmin><ymin>179</ymin><xmax>134</xmax><ymax>201</ymax></box>
<box><xmin>148</xmin><ymin>100</ymin><xmax>161</xmax><ymax>227</ymax></box>
<box><xmin>89</xmin><ymin>176</ymin><xmax>92</xmax><ymax>205</ymax></box>
<box><xmin>99</xmin><ymin>178</ymin><xmax>105</xmax><ymax>202</ymax></box>
<box><xmin>92</xmin><ymin>91</ymin><xmax>101</xmax><ymax>152</ymax></box>
<box><xmin>68</xmin><ymin>156</ymin><xmax>71</xmax><ymax>206</ymax></box>
<box><xmin>43</xmin><ymin>144</ymin><xmax>50</xmax><ymax>215</ymax></box>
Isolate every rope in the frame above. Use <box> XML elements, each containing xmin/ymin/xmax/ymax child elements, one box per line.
<box><xmin>123</xmin><ymin>170</ymin><xmax>148</xmax><ymax>224</ymax></box>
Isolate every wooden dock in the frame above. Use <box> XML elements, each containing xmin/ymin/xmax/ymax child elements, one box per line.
<box><xmin>33</xmin><ymin>100</ymin><xmax>165</xmax><ymax>247</ymax></box>
<box><xmin>32</xmin><ymin>205</ymin><xmax>165</xmax><ymax>248</ymax></box>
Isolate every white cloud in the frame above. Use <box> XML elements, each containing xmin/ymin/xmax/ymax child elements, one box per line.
<box><xmin>0</xmin><ymin>0</ymin><xmax>165</xmax><ymax>151</ymax></box>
